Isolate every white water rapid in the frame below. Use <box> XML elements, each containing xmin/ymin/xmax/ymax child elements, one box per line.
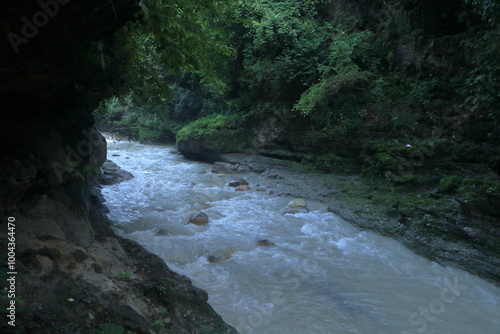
<box><xmin>101</xmin><ymin>140</ymin><xmax>500</xmax><ymax>334</ymax></box>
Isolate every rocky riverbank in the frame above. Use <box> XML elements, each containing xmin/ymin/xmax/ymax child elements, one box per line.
<box><xmin>215</xmin><ymin>153</ymin><xmax>500</xmax><ymax>287</ymax></box>
<box><xmin>0</xmin><ymin>167</ymin><xmax>237</xmax><ymax>334</ymax></box>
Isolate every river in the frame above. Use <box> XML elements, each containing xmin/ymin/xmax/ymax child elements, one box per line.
<box><xmin>101</xmin><ymin>139</ymin><xmax>500</xmax><ymax>334</ymax></box>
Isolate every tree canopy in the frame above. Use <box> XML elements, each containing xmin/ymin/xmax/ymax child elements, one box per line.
<box><xmin>98</xmin><ymin>0</ymin><xmax>499</xmax><ymax>154</ymax></box>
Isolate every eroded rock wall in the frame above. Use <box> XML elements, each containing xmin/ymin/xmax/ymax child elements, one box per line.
<box><xmin>0</xmin><ymin>2</ymin><xmax>237</xmax><ymax>333</ymax></box>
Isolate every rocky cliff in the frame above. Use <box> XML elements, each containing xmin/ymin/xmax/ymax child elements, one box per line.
<box><xmin>0</xmin><ymin>1</ymin><xmax>236</xmax><ymax>333</ymax></box>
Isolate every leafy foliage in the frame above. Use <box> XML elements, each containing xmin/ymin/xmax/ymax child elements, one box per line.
<box><xmin>97</xmin><ymin>0</ymin><xmax>499</xmax><ymax>201</ymax></box>
<box><xmin>238</xmin><ymin>0</ymin><xmax>331</xmax><ymax>104</ymax></box>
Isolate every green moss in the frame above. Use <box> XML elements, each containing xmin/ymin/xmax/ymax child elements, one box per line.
<box><xmin>360</xmin><ymin>140</ymin><xmax>435</xmax><ymax>177</ymax></box>
<box><xmin>439</xmin><ymin>175</ymin><xmax>463</xmax><ymax>193</ymax></box>
<box><xmin>457</xmin><ymin>178</ymin><xmax>500</xmax><ymax>200</ymax></box>
<box><xmin>176</xmin><ymin>114</ymin><xmax>249</xmax><ymax>153</ymax></box>
<box><xmin>117</xmin><ymin>272</ymin><xmax>132</xmax><ymax>281</ymax></box>
<box><xmin>313</xmin><ymin>153</ymin><xmax>357</xmax><ymax>174</ymax></box>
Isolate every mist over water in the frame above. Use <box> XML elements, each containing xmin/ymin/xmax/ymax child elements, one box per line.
<box><xmin>102</xmin><ymin>140</ymin><xmax>500</xmax><ymax>334</ymax></box>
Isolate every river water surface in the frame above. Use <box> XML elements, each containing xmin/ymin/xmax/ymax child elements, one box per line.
<box><xmin>102</xmin><ymin>139</ymin><xmax>500</xmax><ymax>334</ymax></box>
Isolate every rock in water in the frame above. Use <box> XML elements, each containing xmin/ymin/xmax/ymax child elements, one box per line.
<box><xmin>188</xmin><ymin>212</ymin><xmax>209</xmax><ymax>226</ymax></box>
<box><xmin>229</xmin><ymin>178</ymin><xmax>249</xmax><ymax>187</ymax></box>
<box><xmin>207</xmin><ymin>255</ymin><xmax>231</xmax><ymax>263</ymax></box>
<box><xmin>98</xmin><ymin>160</ymin><xmax>134</xmax><ymax>185</ymax></box>
<box><xmin>156</xmin><ymin>229</ymin><xmax>171</xmax><ymax>236</ymax></box>
<box><xmin>212</xmin><ymin>162</ymin><xmax>240</xmax><ymax>174</ymax></box>
<box><xmin>236</xmin><ymin>185</ymin><xmax>251</xmax><ymax>191</ymax></box>
<box><xmin>288</xmin><ymin>198</ymin><xmax>307</xmax><ymax>208</ymax></box>
<box><xmin>257</xmin><ymin>239</ymin><xmax>276</xmax><ymax>247</ymax></box>
<box><xmin>282</xmin><ymin>208</ymin><xmax>310</xmax><ymax>215</ymax></box>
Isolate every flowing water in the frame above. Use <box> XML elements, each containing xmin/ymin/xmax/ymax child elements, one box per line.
<box><xmin>102</xmin><ymin>139</ymin><xmax>500</xmax><ymax>334</ymax></box>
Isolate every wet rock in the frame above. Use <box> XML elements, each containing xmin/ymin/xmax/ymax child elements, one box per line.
<box><xmin>257</xmin><ymin>240</ymin><xmax>276</xmax><ymax>247</ymax></box>
<box><xmin>256</xmin><ymin>188</ymin><xmax>267</xmax><ymax>192</ymax></box>
<box><xmin>156</xmin><ymin>229</ymin><xmax>171</xmax><ymax>236</ymax></box>
<box><xmin>212</xmin><ymin>162</ymin><xmax>240</xmax><ymax>174</ymax></box>
<box><xmin>207</xmin><ymin>255</ymin><xmax>230</xmax><ymax>263</ymax></box>
<box><xmin>207</xmin><ymin>249</ymin><xmax>234</xmax><ymax>262</ymax></box>
<box><xmin>385</xmin><ymin>209</ymin><xmax>406</xmax><ymax>224</ymax></box>
<box><xmin>282</xmin><ymin>208</ymin><xmax>310</xmax><ymax>215</ymax></box>
<box><xmin>98</xmin><ymin>160</ymin><xmax>134</xmax><ymax>185</ymax></box>
<box><xmin>229</xmin><ymin>178</ymin><xmax>249</xmax><ymax>187</ymax></box>
<box><xmin>177</xmin><ymin>139</ymin><xmax>223</xmax><ymax>163</ymax></box>
<box><xmin>188</xmin><ymin>212</ymin><xmax>209</xmax><ymax>226</ymax></box>
<box><xmin>72</xmin><ymin>249</ymin><xmax>88</xmax><ymax>262</ymax></box>
<box><xmin>456</xmin><ymin>198</ymin><xmax>500</xmax><ymax>218</ymax></box>
<box><xmin>87</xmin><ymin>127</ymin><xmax>108</xmax><ymax>168</ymax></box>
<box><xmin>236</xmin><ymin>185</ymin><xmax>251</xmax><ymax>191</ymax></box>
<box><xmin>463</xmin><ymin>227</ymin><xmax>482</xmax><ymax>242</ymax></box>
<box><xmin>288</xmin><ymin>198</ymin><xmax>307</xmax><ymax>208</ymax></box>
<box><xmin>34</xmin><ymin>255</ymin><xmax>54</xmax><ymax>275</ymax></box>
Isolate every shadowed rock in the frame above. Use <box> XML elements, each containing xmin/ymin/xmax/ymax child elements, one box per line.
<box><xmin>212</xmin><ymin>162</ymin><xmax>240</xmax><ymax>174</ymax></box>
<box><xmin>98</xmin><ymin>160</ymin><xmax>134</xmax><ymax>185</ymax></box>
<box><xmin>188</xmin><ymin>212</ymin><xmax>209</xmax><ymax>226</ymax></box>
<box><xmin>229</xmin><ymin>178</ymin><xmax>249</xmax><ymax>187</ymax></box>
<box><xmin>236</xmin><ymin>185</ymin><xmax>251</xmax><ymax>191</ymax></box>
<box><xmin>257</xmin><ymin>239</ymin><xmax>276</xmax><ymax>247</ymax></box>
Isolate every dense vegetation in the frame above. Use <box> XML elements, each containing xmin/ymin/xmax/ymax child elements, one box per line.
<box><xmin>97</xmin><ymin>0</ymin><xmax>500</xmax><ymax>203</ymax></box>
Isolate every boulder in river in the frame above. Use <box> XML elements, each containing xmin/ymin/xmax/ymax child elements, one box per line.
<box><xmin>98</xmin><ymin>160</ymin><xmax>134</xmax><ymax>185</ymax></box>
<box><xmin>212</xmin><ymin>162</ymin><xmax>240</xmax><ymax>174</ymax></box>
<box><xmin>188</xmin><ymin>212</ymin><xmax>209</xmax><ymax>226</ymax></box>
<box><xmin>229</xmin><ymin>178</ymin><xmax>249</xmax><ymax>187</ymax></box>
<box><xmin>236</xmin><ymin>185</ymin><xmax>251</xmax><ymax>191</ymax></box>
<box><xmin>257</xmin><ymin>239</ymin><xmax>276</xmax><ymax>247</ymax></box>
<box><xmin>207</xmin><ymin>249</ymin><xmax>235</xmax><ymax>263</ymax></box>
<box><xmin>156</xmin><ymin>229</ymin><xmax>171</xmax><ymax>236</ymax></box>
<box><xmin>207</xmin><ymin>254</ymin><xmax>231</xmax><ymax>263</ymax></box>
<box><xmin>288</xmin><ymin>198</ymin><xmax>307</xmax><ymax>208</ymax></box>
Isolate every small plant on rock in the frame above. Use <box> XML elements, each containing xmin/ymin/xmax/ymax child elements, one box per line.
<box><xmin>117</xmin><ymin>272</ymin><xmax>133</xmax><ymax>281</ymax></box>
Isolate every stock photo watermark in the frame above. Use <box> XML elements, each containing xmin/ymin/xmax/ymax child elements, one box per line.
<box><xmin>5</xmin><ymin>216</ymin><xmax>17</xmax><ymax>327</ymax></box>
<box><xmin>401</xmin><ymin>277</ymin><xmax>467</xmax><ymax>334</ymax></box>
<box><xmin>235</xmin><ymin>239</ymin><xmax>332</xmax><ymax>334</ymax></box>
<box><xmin>236</xmin><ymin>256</ymin><xmax>320</xmax><ymax>334</ymax></box>
<box><xmin>7</xmin><ymin>0</ymin><xmax>71</xmax><ymax>54</ymax></box>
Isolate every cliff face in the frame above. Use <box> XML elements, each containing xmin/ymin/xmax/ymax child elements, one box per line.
<box><xmin>0</xmin><ymin>2</ymin><xmax>237</xmax><ymax>333</ymax></box>
<box><xmin>0</xmin><ymin>0</ymin><xmax>137</xmax><ymax>219</ymax></box>
<box><xmin>0</xmin><ymin>0</ymin><xmax>135</xmax><ymax>273</ymax></box>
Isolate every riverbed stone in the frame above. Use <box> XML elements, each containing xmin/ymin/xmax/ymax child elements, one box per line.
<box><xmin>257</xmin><ymin>239</ymin><xmax>276</xmax><ymax>247</ymax></box>
<box><xmin>34</xmin><ymin>255</ymin><xmax>55</xmax><ymax>275</ymax></box>
<box><xmin>212</xmin><ymin>162</ymin><xmax>240</xmax><ymax>174</ymax></box>
<box><xmin>288</xmin><ymin>198</ymin><xmax>307</xmax><ymax>208</ymax></box>
<box><xmin>207</xmin><ymin>254</ymin><xmax>231</xmax><ymax>263</ymax></box>
<box><xmin>229</xmin><ymin>178</ymin><xmax>249</xmax><ymax>187</ymax></box>
<box><xmin>282</xmin><ymin>208</ymin><xmax>310</xmax><ymax>215</ymax></box>
<box><xmin>236</xmin><ymin>185</ymin><xmax>251</xmax><ymax>191</ymax></box>
<box><xmin>156</xmin><ymin>229</ymin><xmax>171</xmax><ymax>236</ymax></box>
<box><xmin>188</xmin><ymin>212</ymin><xmax>209</xmax><ymax>226</ymax></box>
<box><xmin>98</xmin><ymin>160</ymin><xmax>134</xmax><ymax>185</ymax></box>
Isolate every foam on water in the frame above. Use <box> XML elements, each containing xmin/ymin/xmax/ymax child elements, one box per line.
<box><xmin>102</xmin><ymin>139</ymin><xmax>500</xmax><ymax>334</ymax></box>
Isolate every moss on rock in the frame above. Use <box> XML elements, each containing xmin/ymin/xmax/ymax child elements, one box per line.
<box><xmin>176</xmin><ymin>114</ymin><xmax>251</xmax><ymax>162</ymax></box>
